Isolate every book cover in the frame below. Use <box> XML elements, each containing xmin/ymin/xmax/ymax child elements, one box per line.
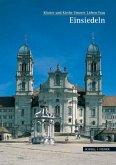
<box><xmin>0</xmin><ymin>0</ymin><xmax>116</xmax><ymax>165</ymax></box>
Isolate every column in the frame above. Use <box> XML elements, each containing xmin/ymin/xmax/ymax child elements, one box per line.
<box><xmin>49</xmin><ymin>123</ymin><xmax>51</xmax><ymax>137</ymax></box>
<box><xmin>34</xmin><ymin>119</ymin><xmax>37</xmax><ymax>138</ymax></box>
<box><xmin>51</xmin><ymin>120</ymin><xmax>54</xmax><ymax>138</ymax></box>
<box><xmin>48</xmin><ymin>125</ymin><xmax>50</xmax><ymax>137</ymax></box>
<box><xmin>38</xmin><ymin>121</ymin><xmax>41</xmax><ymax>134</ymax></box>
<box><xmin>41</xmin><ymin>119</ymin><xmax>44</xmax><ymax>137</ymax></box>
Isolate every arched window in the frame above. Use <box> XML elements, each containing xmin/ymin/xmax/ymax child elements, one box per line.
<box><xmin>22</xmin><ymin>62</ymin><xmax>26</xmax><ymax>72</ymax></box>
<box><xmin>22</xmin><ymin>82</ymin><xmax>25</xmax><ymax>91</ymax></box>
<box><xmin>56</xmin><ymin>74</ymin><xmax>60</xmax><ymax>85</ymax></box>
<box><xmin>91</xmin><ymin>62</ymin><xmax>97</xmax><ymax>72</ymax></box>
<box><xmin>55</xmin><ymin>105</ymin><xmax>60</xmax><ymax>116</ymax></box>
<box><xmin>92</xmin><ymin>121</ymin><xmax>95</xmax><ymax>125</ymax></box>
<box><xmin>89</xmin><ymin>81</ymin><xmax>96</xmax><ymax>91</ymax></box>
<box><xmin>91</xmin><ymin>63</ymin><xmax>93</xmax><ymax>72</ymax></box>
<box><xmin>92</xmin><ymin>81</ymin><xmax>96</xmax><ymax>91</ymax></box>
<box><xmin>68</xmin><ymin>118</ymin><xmax>72</xmax><ymax>123</ymax></box>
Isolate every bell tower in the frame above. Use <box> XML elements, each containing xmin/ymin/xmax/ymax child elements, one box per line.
<box><xmin>15</xmin><ymin>44</ymin><xmax>34</xmax><ymax>137</ymax></box>
<box><xmin>85</xmin><ymin>33</ymin><xmax>102</xmax><ymax>95</ymax></box>
<box><xmin>16</xmin><ymin>44</ymin><xmax>34</xmax><ymax>95</ymax></box>
<box><xmin>84</xmin><ymin>34</ymin><xmax>102</xmax><ymax>136</ymax></box>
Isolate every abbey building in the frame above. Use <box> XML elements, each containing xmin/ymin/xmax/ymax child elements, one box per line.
<box><xmin>0</xmin><ymin>37</ymin><xmax>116</xmax><ymax>140</ymax></box>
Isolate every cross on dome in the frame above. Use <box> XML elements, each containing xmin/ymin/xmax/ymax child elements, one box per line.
<box><xmin>92</xmin><ymin>32</ymin><xmax>94</xmax><ymax>44</ymax></box>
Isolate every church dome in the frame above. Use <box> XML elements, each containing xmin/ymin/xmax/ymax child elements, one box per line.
<box><xmin>18</xmin><ymin>45</ymin><xmax>31</xmax><ymax>55</ymax></box>
<box><xmin>88</xmin><ymin>43</ymin><xmax>100</xmax><ymax>54</ymax></box>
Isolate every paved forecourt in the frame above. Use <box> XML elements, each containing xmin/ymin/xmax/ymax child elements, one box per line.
<box><xmin>0</xmin><ymin>142</ymin><xmax>116</xmax><ymax>165</ymax></box>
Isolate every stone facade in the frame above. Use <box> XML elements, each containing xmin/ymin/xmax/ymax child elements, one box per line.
<box><xmin>102</xmin><ymin>96</ymin><xmax>116</xmax><ymax>129</ymax></box>
<box><xmin>39</xmin><ymin>65</ymin><xmax>78</xmax><ymax>133</ymax></box>
<box><xmin>84</xmin><ymin>38</ymin><xmax>103</xmax><ymax>136</ymax></box>
<box><xmin>0</xmin><ymin>37</ymin><xmax>116</xmax><ymax>138</ymax></box>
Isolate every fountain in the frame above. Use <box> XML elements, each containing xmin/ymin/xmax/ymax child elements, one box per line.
<box><xmin>32</xmin><ymin>104</ymin><xmax>55</xmax><ymax>144</ymax></box>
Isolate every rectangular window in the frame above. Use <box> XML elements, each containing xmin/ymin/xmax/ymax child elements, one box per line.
<box><xmin>56</xmin><ymin>99</ymin><xmax>59</xmax><ymax>102</ymax></box>
<box><xmin>9</xmin><ymin>115</ymin><xmax>12</xmax><ymax>119</ymax></box>
<box><xmin>22</xmin><ymin>121</ymin><xmax>24</xmax><ymax>125</ymax></box>
<box><xmin>9</xmin><ymin>123</ymin><xmax>12</xmax><ymax>127</ymax></box>
<box><xmin>111</xmin><ymin>109</ymin><xmax>115</xmax><ymax>113</ymax></box>
<box><xmin>105</xmin><ymin>109</ymin><xmax>108</xmax><ymax>113</ymax></box>
<box><xmin>109</xmin><ymin>109</ymin><xmax>111</xmax><ymax>113</ymax></box>
<box><xmin>102</xmin><ymin>109</ymin><xmax>105</xmax><ymax>112</ymax></box>
<box><xmin>3</xmin><ymin>123</ymin><xmax>7</xmax><ymax>127</ymax></box>
<box><xmin>3</xmin><ymin>115</ymin><xmax>7</xmax><ymax>119</ymax></box>
<box><xmin>9</xmin><ymin>109</ymin><xmax>12</xmax><ymax>112</ymax></box>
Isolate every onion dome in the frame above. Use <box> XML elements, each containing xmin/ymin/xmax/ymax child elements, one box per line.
<box><xmin>18</xmin><ymin>45</ymin><xmax>31</xmax><ymax>56</ymax></box>
<box><xmin>88</xmin><ymin>43</ymin><xmax>100</xmax><ymax>54</ymax></box>
<box><xmin>87</xmin><ymin>33</ymin><xmax>100</xmax><ymax>55</ymax></box>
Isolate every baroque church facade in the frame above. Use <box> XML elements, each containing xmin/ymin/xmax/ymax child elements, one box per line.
<box><xmin>0</xmin><ymin>37</ymin><xmax>116</xmax><ymax>140</ymax></box>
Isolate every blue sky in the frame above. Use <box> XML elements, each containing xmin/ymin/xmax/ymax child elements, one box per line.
<box><xmin>0</xmin><ymin>0</ymin><xmax>116</xmax><ymax>96</ymax></box>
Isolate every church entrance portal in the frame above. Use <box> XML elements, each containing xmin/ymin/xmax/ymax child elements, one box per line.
<box><xmin>55</xmin><ymin>122</ymin><xmax>60</xmax><ymax>132</ymax></box>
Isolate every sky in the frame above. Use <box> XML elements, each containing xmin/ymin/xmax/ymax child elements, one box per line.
<box><xmin>0</xmin><ymin>0</ymin><xmax>116</xmax><ymax>96</ymax></box>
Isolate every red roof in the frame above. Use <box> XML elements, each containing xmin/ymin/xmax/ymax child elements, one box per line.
<box><xmin>103</xmin><ymin>96</ymin><xmax>116</xmax><ymax>106</ymax></box>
